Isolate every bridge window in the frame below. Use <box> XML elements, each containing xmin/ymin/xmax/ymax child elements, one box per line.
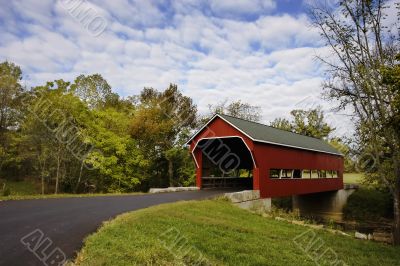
<box><xmin>269</xmin><ymin>168</ymin><xmax>340</xmax><ymax>179</ymax></box>
<box><xmin>281</xmin><ymin>169</ymin><xmax>293</xmax><ymax>178</ymax></box>
<box><xmin>270</xmin><ymin>169</ymin><xmax>280</xmax><ymax>179</ymax></box>
<box><xmin>311</xmin><ymin>170</ymin><xmax>319</xmax><ymax>179</ymax></box>
<box><xmin>293</xmin><ymin>169</ymin><xmax>302</xmax><ymax>178</ymax></box>
<box><xmin>319</xmin><ymin>170</ymin><xmax>327</xmax><ymax>178</ymax></box>
<box><xmin>302</xmin><ymin>169</ymin><xmax>311</xmax><ymax>178</ymax></box>
<box><xmin>330</xmin><ymin>170</ymin><xmax>339</xmax><ymax>178</ymax></box>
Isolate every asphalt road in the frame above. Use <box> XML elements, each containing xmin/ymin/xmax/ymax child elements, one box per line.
<box><xmin>0</xmin><ymin>190</ymin><xmax>225</xmax><ymax>266</ymax></box>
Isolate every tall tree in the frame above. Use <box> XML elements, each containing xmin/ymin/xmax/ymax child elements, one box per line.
<box><xmin>70</xmin><ymin>74</ymin><xmax>115</xmax><ymax>109</ymax></box>
<box><xmin>0</xmin><ymin>61</ymin><xmax>23</xmax><ymax>134</ymax></box>
<box><xmin>0</xmin><ymin>61</ymin><xmax>23</xmax><ymax>175</ymax></box>
<box><xmin>309</xmin><ymin>0</ymin><xmax>400</xmax><ymax>244</ymax></box>
<box><xmin>130</xmin><ymin>84</ymin><xmax>197</xmax><ymax>187</ymax></box>
<box><xmin>270</xmin><ymin>108</ymin><xmax>334</xmax><ymax>139</ymax></box>
<box><xmin>22</xmin><ymin>80</ymin><xmax>92</xmax><ymax>194</ymax></box>
<box><xmin>207</xmin><ymin>100</ymin><xmax>261</xmax><ymax>122</ymax></box>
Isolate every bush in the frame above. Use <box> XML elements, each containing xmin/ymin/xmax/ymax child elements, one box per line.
<box><xmin>2</xmin><ymin>186</ymin><xmax>11</xmax><ymax>196</ymax></box>
<box><xmin>343</xmin><ymin>188</ymin><xmax>393</xmax><ymax>221</ymax></box>
<box><xmin>272</xmin><ymin>196</ymin><xmax>292</xmax><ymax>211</ymax></box>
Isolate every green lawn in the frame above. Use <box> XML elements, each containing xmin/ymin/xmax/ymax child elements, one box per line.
<box><xmin>76</xmin><ymin>200</ymin><xmax>400</xmax><ymax>266</ymax></box>
<box><xmin>343</xmin><ymin>173</ymin><xmax>364</xmax><ymax>184</ymax></box>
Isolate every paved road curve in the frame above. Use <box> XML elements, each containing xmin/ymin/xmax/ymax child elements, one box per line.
<box><xmin>0</xmin><ymin>190</ymin><xmax>225</xmax><ymax>266</ymax></box>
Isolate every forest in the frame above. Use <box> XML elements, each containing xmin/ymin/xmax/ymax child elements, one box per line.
<box><xmin>0</xmin><ymin>61</ymin><xmax>200</xmax><ymax>193</ymax></box>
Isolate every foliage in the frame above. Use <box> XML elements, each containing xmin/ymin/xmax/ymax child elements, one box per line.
<box><xmin>85</xmin><ymin>108</ymin><xmax>149</xmax><ymax>192</ymax></box>
<box><xmin>0</xmin><ymin>179</ymin><xmax>39</xmax><ymax>196</ymax></box>
<box><xmin>270</xmin><ymin>107</ymin><xmax>334</xmax><ymax>139</ymax></box>
<box><xmin>130</xmin><ymin>84</ymin><xmax>197</xmax><ymax>187</ymax></box>
<box><xmin>76</xmin><ymin>200</ymin><xmax>400</xmax><ymax>266</ymax></box>
<box><xmin>343</xmin><ymin>188</ymin><xmax>393</xmax><ymax>221</ymax></box>
<box><xmin>205</xmin><ymin>99</ymin><xmax>261</xmax><ymax>122</ymax></box>
<box><xmin>329</xmin><ymin>138</ymin><xmax>356</xmax><ymax>172</ymax></box>
<box><xmin>0</xmin><ymin>61</ymin><xmax>23</xmax><ymax>176</ymax></box>
<box><xmin>0</xmin><ymin>62</ymin><xmax>197</xmax><ymax>194</ymax></box>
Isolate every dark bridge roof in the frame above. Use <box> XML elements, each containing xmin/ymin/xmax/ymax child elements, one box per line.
<box><xmin>188</xmin><ymin>114</ymin><xmax>342</xmax><ymax>156</ymax></box>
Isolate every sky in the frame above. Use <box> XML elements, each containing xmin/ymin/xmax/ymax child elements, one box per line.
<box><xmin>0</xmin><ymin>0</ymin><xmax>356</xmax><ymax>135</ymax></box>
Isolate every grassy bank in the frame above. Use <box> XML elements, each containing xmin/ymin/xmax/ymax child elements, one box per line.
<box><xmin>76</xmin><ymin>200</ymin><xmax>400</xmax><ymax>266</ymax></box>
<box><xmin>0</xmin><ymin>192</ymin><xmax>144</xmax><ymax>201</ymax></box>
<box><xmin>343</xmin><ymin>173</ymin><xmax>364</xmax><ymax>184</ymax></box>
<box><xmin>0</xmin><ymin>179</ymin><xmax>143</xmax><ymax>201</ymax></box>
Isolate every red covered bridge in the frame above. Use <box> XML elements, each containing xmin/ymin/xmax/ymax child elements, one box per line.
<box><xmin>186</xmin><ymin>114</ymin><xmax>344</xmax><ymax>199</ymax></box>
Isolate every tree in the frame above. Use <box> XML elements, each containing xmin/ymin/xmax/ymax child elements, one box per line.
<box><xmin>0</xmin><ymin>61</ymin><xmax>23</xmax><ymax>175</ymax></box>
<box><xmin>270</xmin><ymin>108</ymin><xmax>334</xmax><ymax>139</ymax></box>
<box><xmin>309</xmin><ymin>0</ymin><xmax>400</xmax><ymax>244</ymax></box>
<box><xmin>70</xmin><ymin>74</ymin><xmax>115</xmax><ymax>109</ymax></box>
<box><xmin>269</xmin><ymin>117</ymin><xmax>293</xmax><ymax>132</ymax></box>
<box><xmin>130</xmin><ymin>84</ymin><xmax>197</xmax><ymax>187</ymax></box>
<box><xmin>22</xmin><ymin>80</ymin><xmax>93</xmax><ymax>194</ymax></box>
<box><xmin>206</xmin><ymin>100</ymin><xmax>261</xmax><ymax>122</ymax></box>
<box><xmin>329</xmin><ymin>137</ymin><xmax>356</xmax><ymax>172</ymax></box>
<box><xmin>0</xmin><ymin>61</ymin><xmax>23</xmax><ymax>133</ymax></box>
<box><xmin>85</xmin><ymin>107</ymin><xmax>148</xmax><ymax>192</ymax></box>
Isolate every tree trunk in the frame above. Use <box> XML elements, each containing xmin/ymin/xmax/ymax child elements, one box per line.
<box><xmin>168</xmin><ymin>159</ymin><xmax>173</xmax><ymax>187</ymax></box>
<box><xmin>41</xmin><ymin>175</ymin><xmax>45</xmax><ymax>195</ymax></box>
<box><xmin>40</xmin><ymin>156</ymin><xmax>46</xmax><ymax>195</ymax></box>
<box><xmin>55</xmin><ymin>148</ymin><xmax>61</xmax><ymax>194</ymax></box>
<box><xmin>74</xmin><ymin>161</ymin><xmax>84</xmax><ymax>193</ymax></box>
<box><xmin>393</xmin><ymin>166</ymin><xmax>400</xmax><ymax>245</ymax></box>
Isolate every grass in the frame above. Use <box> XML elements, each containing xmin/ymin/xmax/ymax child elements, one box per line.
<box><xmin>76</xmin><ymin>200</ymin><xmax>400</xmax><ymax>266</ymax></box>
<box><xmin>0</xmin><ymin>178</ymin><xmax>143</xmax><ymax>201</ymax></box>
<box><xmin>0</xmin><ymin>179</ymin><xmax>40</xmax><ymax>196</ymax></box>
<box><xmin>343</xmin><ymin>172</ymin><xmax>364</xmax><ymax>184</ymax></box>
<box><xmin>0</xmin><ymin>192</ymin><xmax>144</xmax><ymax>201</ymax></box>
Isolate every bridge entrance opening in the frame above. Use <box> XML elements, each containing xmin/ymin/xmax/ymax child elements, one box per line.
<box><xmin>196</xmin><ymin>137</ymin><xmax>255</xmax><ymax>189</ymax></box>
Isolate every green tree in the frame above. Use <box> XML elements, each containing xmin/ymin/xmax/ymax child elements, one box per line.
<box><xmin>22</xmin><ymin>80</ymin><xmax>92</xmax><ymax>194</ymax></box>
<box><xmin>0</xmin><ymin>61</ymin><xmax>24</xmax><ymax>176</ymax></box>
<box><xmin>85</xmin><ymin>107</ymin><xmax>148</xmax><ymax>192</ymax></box>
<box><xmin>329</xmin><ymin>138</ymin><xmax>355</xmax><ymax>172</ymax></box>
<box><xmin>130</xmin><ymin>84</ymin><xmax>197</xmax><ymax>187</ymax></box>
<box><xmin>206</xmin><ymin>100</ymin><xmax>261</xmax><ymax>122</ymax></box>
<box><xmin>70</xmin><ymin>74</ymin><xmax>115</xmax><ymax>109</ymax></box>
<box><xmin>269</xmin><ymin>118</ymin><xmax>293</xmax><ymax>132</ymax></box>
<box><xmin>0</xmin><ymin>61</ymin><xmax>23</xmax><ymax>133</ymax></box>
<box><xmin>270</xmin><ymin>108</ymin><xmax>334</xmax><ymax>139</ymax></box>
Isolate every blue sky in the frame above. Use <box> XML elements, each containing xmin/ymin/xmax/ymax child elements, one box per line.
<box><xmin>0</xmin><ymin>0</ymin><xmax>355</xmax><ymax>133</ymax></box>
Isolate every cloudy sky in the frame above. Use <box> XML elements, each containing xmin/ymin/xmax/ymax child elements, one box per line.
<box><xmin>0</xmin><ymin>0</ymin><xmax>353</xmax><ymax>132</ymax></box>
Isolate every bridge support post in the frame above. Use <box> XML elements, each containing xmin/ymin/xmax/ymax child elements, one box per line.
<box><xmin>292</xmin><ymin>184</ymin><xmax>358</xmax><ymax>221</ymax></box>
<box><xmin>194</xmin><ymin>149</ymin><xmax>202</xmax><ymax>188</ymax></box>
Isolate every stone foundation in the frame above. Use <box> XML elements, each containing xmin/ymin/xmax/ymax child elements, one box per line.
<box><xmin>224</xmin><ymin>190</ymin><xmax>271</xmax><ymax>212</ymax></box>
<box><xmin>149</xmin><ymin>187</ymin><xmax>199</xmax><ymax>193</ymax></box>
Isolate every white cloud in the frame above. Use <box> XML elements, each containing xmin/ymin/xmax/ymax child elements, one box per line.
<box><xmin>208</xmin><ymin>0</ymin><xmax>276</xmax><ymax>18</ymax></box>
<box><xmin>0</xmin><ymin>0</ymin><xmax>356</xmax><ymax>135</ymax></box>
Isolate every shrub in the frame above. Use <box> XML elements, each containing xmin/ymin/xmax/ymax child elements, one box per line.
<box><xmin>2</xmin><ymin>186</ymin><xmax>11</xmax><ymax>196</ymax></box>
<box><xmin>343</xmin><ymin>188</ymin><xmax>393</xmax><ymax>221</ymax></box>
<box><xmin>272</xmin><ymin>196</ymin><xmax>292</xmax><ymax>211</ymax></box>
